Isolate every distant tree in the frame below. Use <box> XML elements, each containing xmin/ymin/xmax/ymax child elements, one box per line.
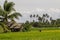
<box><xmin>42</xmin><ymin>14</ymin><xmax>46</xmax><ymax>23</ymax></box>
<box><xmin>36</xmin><ymin>14</ymin><xmax>39</xmax><ymax>17</ymax></box>
<box><xmin>22</xmin><ymin>20</ymin><xmax>32</xmax><ymax>32</ymax></box>
<box><xmin>38</xmin><ymin>16</ymin><xmax>42</xmax><ymax>22</ymax></box>
<box><xmin>30</xmin><ymin>14</ymin><xmax>32</xmax><ymax>18</ymax></box>
<box><xmin>32</xmin><ymin>22</ymin><xmax>39</xmax><ymax>27</ymax></box>
<box><xmin>33</xmin><ymin>20</ymin><xmax>35</xmax><ymax>23</ymax></box>
<box><xmin>45</xmin><ymin>19</ymin><xmax>49</xmax><ymax>24</ymax></box>
<box><xmin>51</xmin><ymin>20</ymin><xmax>56</xmax><ymax>25</ymax></box>
<box><xmin>33</xmin><ymin>14</ymin><xmax>35</xmax><ymax>17</ymax></box>
<box><xmin>25</xmin><ymin>20</ymin><xmax>29</xmax><ymax>24</ymax></box>
<box><xmin>45</xmin><ymin>13</ymin><xmax>49</xmax><ymax>18</ymax></box>
<box><xmin>42</xmin><ymin>14</ymin><xmax>49</xmax><ymax>23</ymax></box>
<box><xmin>50</xmin><ymin>17</ymin><xmax>52</xmax><ymax>21</ymax></box>
<box><xmin>56</xmin><ymin>19</ymin><xmax>60</xmax><ymax>24</ymax></box>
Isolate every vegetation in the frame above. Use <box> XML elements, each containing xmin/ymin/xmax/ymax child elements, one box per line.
<box><xmin>22</xmin><ymin>21</ymin><xmax>32</xmax><ymax>32</ymax></box>
<box><xmin>0</xmin><ymin>0</ymin><xmax>60</xmax><ymax>32</ymax></box>
<box><xmin>0</xmin><ymin>29</ymin><xmax>60</xmax><ymax>40</ymax></box>
<box><xmin>0</xmin><ymin>0</ymin><xmax>22</xmax><ymax>32</ymax></box>
<box><xmin>30</xmin><ymin>14</ymin><xmax>60</xmax><ymax>28</ymax></box>
<box><xmin>0</xmin><ymin>0</ymin><xmax>60</xmax><ymax>40</ymax></box>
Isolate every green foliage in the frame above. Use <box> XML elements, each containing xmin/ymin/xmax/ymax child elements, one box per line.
<box><xmin>32</xmin><ymin>22</ymin><xmax>39</xmax><ymax>27</ymax></box>
<box><xmin>0</xmin><ymin>31</ymin><xmax>60</xmax><ymax>40</ymax></box>
<box><xmin>22</xmin><ymin>21</ymin><xmax>32</xmax><ymax>32</ymax></box>
<box><xmin>0</xmin><ymin>0</ymin><xmax>22</xmax><ymax>32</ymax></box>
<box><xmin>4</xmin><ymin>0</ymin><xmax>15</xmax><ymax>12</ymax></box>
<box><xmin>0</xmin><ymin>22</ymin><xmax>9</xmax><ymax>33</ymax></box>
<box><xmin>8</xmin><ymin>12</ymin><xmax>22</xmax><ymax>19</ymax></box>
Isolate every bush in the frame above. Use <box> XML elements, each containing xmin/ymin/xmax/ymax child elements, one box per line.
<box><xmin>32</xmin><ymin>22</ymin><xmax>40</xmax><ymax>27</ymax></box>
<box><xmin>22</xmin><ymin>23</ymin><xmax>32</xmax><ymax>32</ymax></box>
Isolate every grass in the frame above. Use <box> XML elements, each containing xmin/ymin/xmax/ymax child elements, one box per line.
<box><xmin>0</xmin><ymin>28</ymin><xmax>60</xmax><ymax>40</ymax></box>
<box><xmin>0</xmin><ymin>31</ymin><xmax>60</xmax><ymax>40</ymax></box>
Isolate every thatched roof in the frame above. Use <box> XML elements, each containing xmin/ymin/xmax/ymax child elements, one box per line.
<box><xmin>8</xmin><ymin>21</ymin><xmax>23</xmax><ymax>29</ymax></box>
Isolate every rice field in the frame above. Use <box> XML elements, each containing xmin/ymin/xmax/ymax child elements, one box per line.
<box><xmin>0</xmin><ymin>28</ymin><xmax>60</xmax><ymax>40</ymax></box>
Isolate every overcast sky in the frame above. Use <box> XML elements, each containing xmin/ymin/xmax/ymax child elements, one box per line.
<box><xmin>0</xmin><ymin>0</ymin><xmax>60</xmax><ymax>23</ymax></box>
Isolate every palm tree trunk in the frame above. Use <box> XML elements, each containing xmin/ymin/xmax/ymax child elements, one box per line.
<box><xmin>5</xmin><ymin>14</ymin><xmax>8</xmax><ymax>22</ymax></box>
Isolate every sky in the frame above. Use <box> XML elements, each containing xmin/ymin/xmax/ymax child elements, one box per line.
<box><xmin>0</xmin><ymin>0</ymin><xmax>60</xmax><ymax>23</ymax></box>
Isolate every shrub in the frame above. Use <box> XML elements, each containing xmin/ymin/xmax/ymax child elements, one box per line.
<box><xmin>22</xmin><ymin>22</ymin><xmax>32</xmax><ymax>32</ymax></box>
<box><xmin>32</xmin><ymin>22</ymin><xmax>39</xmax><ymax>27</ymax></box>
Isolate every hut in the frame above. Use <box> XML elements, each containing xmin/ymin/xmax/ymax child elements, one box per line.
<box><xmin>7</xmin><ymin>21</ymin><xmax>23</xmax><ymax>32</ymax></box>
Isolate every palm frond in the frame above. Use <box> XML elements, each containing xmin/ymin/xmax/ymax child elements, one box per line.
<box><xmin>0</xmin><ymin>22</ymin><xmax>9</xmax><ymax>32</ymax></box>
<box><xmin>0</xmin><ymin>6</ymin><xmax>4</xmax><ymax>16</ymax></box>
<box><xmin>8</xmin><ymin>12</ymin><xmax>22</xmax><ymax>19</ymax></box>
<box><xmin>0</xmin><ymin>7</ymin><xmax>7</xmax><ymax>18</ymax></box>
<box><xmin>4</xmin><ymin>0</ymin><xmax>7</xmax><ymax>10</ymax></box>
<box><xmin>4</xmin><ymin>1</ymin><xmax>15</xmax><ymax>13</ymax></box>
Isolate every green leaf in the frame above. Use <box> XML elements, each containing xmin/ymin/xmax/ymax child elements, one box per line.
<box><xmin>4</xmin><ymin>1</ymin><xmax>15</xmax><ymax>13</ymax></box>
<box><xmin>8</xmin><ymin>12</ymin><xmax>22</xmax><ymax>19</ymax></box>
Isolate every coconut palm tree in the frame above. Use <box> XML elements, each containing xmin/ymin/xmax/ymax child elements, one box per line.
<box><xmin>38</xmin><ymin>16</ymin><xmax>42</xmax><ymax>22</ymax></box>
<box><xmin>3</xmin><ymin>0</ymin><xmax>22</xmax><ymax>22</ymax></box>
<box><xmin>0</xmin><ymin>0</ymin><xmax>22</xmax><ymax>32</ymax></box>
<box><xmin>30</xmin><ymin>14</ymin><xmax>32</xmax><ymax>18</ymax></box>
<box><xmin>0</xmin><ymin>6</ymin><xmax>8</xmax><ymax>32</ymax></box>
<box><xmin>33</xmin><ymin>14</ymin><xmax>35</xmax><ymax>17</ymax></box>
<box><xmin>30</xmin><ymin>14</ymin><xmax>33</xmax><ymax>22</ymax></box>
<box><xmin>45</xmin><ymin>13</ymin><xmax>49</xmax><ymax>18</ymax></box>
<box><xmin>50</xmin><ymin>17</ymin><xmax>52</xmax><ymax>21</ymax></box>
<box><xmin>42</xmin><ymin>14</ymin><xmax>49</xmax><ymax>23</ymax></box>
<box><xmin>36</xmin><ymin>14</ymin><xmax>39</xmax><ymax>17</ymax></box>
<box><xmin>42</xmin><ymin>14</ymin><xmax>46</xmax><ymax>23</ymax></box>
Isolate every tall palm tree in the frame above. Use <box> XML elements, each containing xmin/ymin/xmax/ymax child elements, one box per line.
<box><xmin>30</xmin><ymin>14</ymin><xmax>32</xmax><ymax>18</ymax></box>
<box><xmin>33</xmin><ymin>14</ymin><xmax>35</xmax><ymax>17</ymax></box>
<box><xmin>30</xmin><ymin>14</ymin><xmax>33</xmax><ymax>22</ymax></box>
<box><xmin>38</xmin><ymin>16</ymin><xmax>42</xmax><ymax>22</ymax></box>
<box><xmin>42</xmin><ymin>14</ymin><xmax>46</xmax><ymax>23</ymax></box>
<box><xmin>45</xmin><ymin>13</ymin><xmax>49</xmax><ymax>18</ymax></box>
<box><xmin>42</xmin><ymin>14</ymin><xmax>49</xmax><ymax>23</ymax></box>
<box><xmin>50</xmin><ymin>17</ymin><xmax>52</xmax><ymax>21</ymax></box>
<box><xmin>0</xmin><ymin>0</ymin><xmax>22</xmax><ymax>32</ymax></box>
<box><xmin>36</xmin><ymin>14</ymin><xmax>39</xmax><ymax>17</ymax></box>
<box><xmin>0</xmin><ymin>6</ymin><xmax>8</xmax><ymax>32</ymax></box>
<box><xmin>3</xmin><ymin>0</ymin><xmax>22</xmax><ymax>22</ymax></box>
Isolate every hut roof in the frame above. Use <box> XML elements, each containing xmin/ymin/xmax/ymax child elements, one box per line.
<box><xmin>8</xmin><ymin>22</ymin><xmax>22</xmax><ymax>28</ymax></box>
<box><xmin>10</xmin><ymin>23</ymin><xmax>22</xmax><ymax>28</ymax></box>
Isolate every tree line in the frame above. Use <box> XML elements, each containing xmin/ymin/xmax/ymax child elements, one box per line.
<box><xmin>29</xmin><ymin>14</ymin><xmax>60</xmax><ymax>28</ymax></box>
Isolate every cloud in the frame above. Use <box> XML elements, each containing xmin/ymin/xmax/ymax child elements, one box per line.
<box><xmin>48</xmin><ymin>8</ymin><xmax>60</xmax><ymax>13</ymax></box>
<box><xmin>0</xmin><ymin>0</ymin><xmax>60</xmax><ymax>23</ymax></box>
<box><xmin>19</xmin><ymin>8</ymin><xmax>60</xmax><ymax>17</ymax></box>
<box><xmin>36</xmin><ymin>8</ymin><xmax>46</xmax><ymax>12</ymax></box>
